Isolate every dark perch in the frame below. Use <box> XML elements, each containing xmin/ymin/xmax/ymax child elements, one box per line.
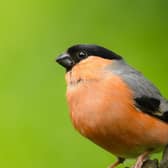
<box><xmin>142</xmin><ymin>145</ymin><xmax>168</xmax><ymax>168</ymax></box>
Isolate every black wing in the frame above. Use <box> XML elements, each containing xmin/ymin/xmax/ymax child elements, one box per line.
<box><xmin>135</xmin><ymin>96</ymin><xmax>168</xmax><ymax>122</ymax></box>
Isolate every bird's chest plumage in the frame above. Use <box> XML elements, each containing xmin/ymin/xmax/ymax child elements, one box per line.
<box><xmin>65</xmin><ymin>60</ymin><xmax>138</xmax><ymax>157</ymax></box>
<box><xmin>66</xmin><ymin>74</ymin><xmax>132</xmax><ymax>133</ymax></box>
<box><xmin>65</xmin><ymin>57</ymin><xmax>168</xmax><ymax>158</ymax></box>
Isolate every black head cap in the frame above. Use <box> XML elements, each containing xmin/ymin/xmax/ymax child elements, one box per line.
<box><xmin>56</xmin><ymin>44</ymin><xmax>122</xmax><ymax>71</ymax></box>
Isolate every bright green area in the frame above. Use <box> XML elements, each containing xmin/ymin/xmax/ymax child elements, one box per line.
<box><xmin>0</xmin><ymin>0</ymin><xmax>168</xmax><ymax>168</ymax></box>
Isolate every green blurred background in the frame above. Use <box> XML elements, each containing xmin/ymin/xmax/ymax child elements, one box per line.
<box><xmin>0</xmin><ymin>0</ymin><xmax>168</xmax><ymax>168</ymax></box>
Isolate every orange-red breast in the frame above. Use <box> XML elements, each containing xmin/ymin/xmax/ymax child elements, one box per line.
<box><xmin>56</xmin><ymin>44</ymin><xmax>168</xmax><ymax>168</ymax></box>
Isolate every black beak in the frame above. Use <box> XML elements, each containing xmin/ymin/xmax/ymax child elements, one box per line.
<box><xmin>56</xmin><ymin>53</ymin><xmax>74</xmax><ymax>70</ymax></box>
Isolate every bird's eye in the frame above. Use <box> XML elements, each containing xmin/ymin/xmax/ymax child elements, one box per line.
<box><xmin>77</xmin><ymin>51</ymin><xmax>87</xmax><ymax>59</ymax></box>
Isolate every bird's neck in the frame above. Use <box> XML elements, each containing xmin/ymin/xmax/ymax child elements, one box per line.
<box><xmin>65</xmin><ymin>56</ymin><xmax>113</xmax><ymax>86</ymax></box>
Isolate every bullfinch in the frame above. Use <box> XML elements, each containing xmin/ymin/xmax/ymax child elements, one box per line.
<box><xmin>56</xmin><ymin>44</ymin><xmax>168</xmax><ymax>168</ymax></box>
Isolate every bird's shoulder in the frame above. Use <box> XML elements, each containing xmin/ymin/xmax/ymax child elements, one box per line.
<box><xmin>107</xmin><ymin>60</ymin><xmax>168</xmax><ymax>122</ymax></box>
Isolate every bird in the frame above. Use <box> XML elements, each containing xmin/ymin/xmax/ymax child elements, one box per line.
<box><xmin>56</xmin><ymin>44</ymin><xmax>168</xmax><ymax>168</ymax></box>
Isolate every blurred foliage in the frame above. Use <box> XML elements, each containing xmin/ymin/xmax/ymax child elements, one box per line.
<box><xmin>0</xmin><ymin>0</ymin><xmax>168</xmax><ymax>168</ymax></box>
